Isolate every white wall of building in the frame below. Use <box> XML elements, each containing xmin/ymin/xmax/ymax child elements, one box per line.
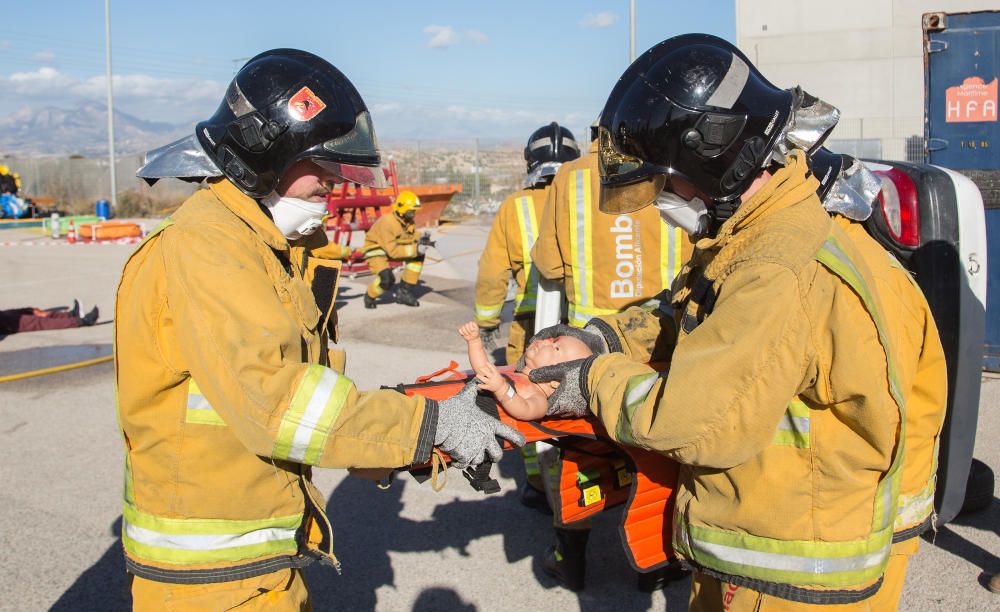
<box><xmin>735</xmin><ymin>0</ymin><xmax>996</xmax><ymax>160</ymax></box>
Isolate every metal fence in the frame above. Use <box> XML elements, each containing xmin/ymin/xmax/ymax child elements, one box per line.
<box><xmin>385</xmin><ymin>140</ymin><xmax>525</xmax><ymax>215</ymax></box>
<box><xmin>2</xmin><ymin>140</ymin><xmax>528</xmax><ymax>218</ymax></box>
<box><xmin>825</xmin><ymin>117</ymin><xmax>927</xmax><ymax>164</ymax></box>
<box><xmin>9</xmin><ymin>125</ymin><xmax>928</xmax><ymax>219</ymax></box>
<box><xmin>0</xmin><ymin>153</ymin><xmax>197</xmax><ymax>217</ymax></box>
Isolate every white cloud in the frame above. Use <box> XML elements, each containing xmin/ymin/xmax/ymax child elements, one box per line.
<box><xmin>7</xmin><ymin>67</ymin><xmax>73</xmax><ymax>93</ymax></box>
<box><xmin>371</xmin><ymin>102</ymin><xmax>401</xmax><ymax>114</ymax></box>
<box><xmin>580</xmin><ymin>11</ymin><xmax>618</xmax><ymax>28</ymax></box>
<box><xmin>31</xmin><ymin>50</ymin><xmax>55</xmax><ymax>64</ymax></box>
<box><xmin>464</xmin><ymin>29</ymin><xmax>489</xmax><ymax>45</ymax></box>
<box><xmin>424</xmin><ymin>25</ymin><xmax>459</xmax><ymax>49</ymax></box>
<box><xmin>2</xmin><ymin>67</ymin><xmax>223</xmax><ymax>104</ymax></box>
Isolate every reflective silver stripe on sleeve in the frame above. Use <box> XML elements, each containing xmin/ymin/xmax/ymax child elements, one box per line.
<box><xmin>287</xmin><ymin>370</ymin><xmax>340</xmax><ymax>462</ymax></box>
<box><xmin>625</xmin><ymin>374</ymin><xmax>659</xmax><ymax>408</ymax></box>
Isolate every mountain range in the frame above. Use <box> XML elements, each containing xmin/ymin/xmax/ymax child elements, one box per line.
<box><xmin>0</xmin><ymin>101</ymin><xmax>577</xmax><ymax>157</ymax></box>
<box><xmin>0</xmin><ymin>102</ymin><xmax>190</xmax><ymax>157</ymax></box>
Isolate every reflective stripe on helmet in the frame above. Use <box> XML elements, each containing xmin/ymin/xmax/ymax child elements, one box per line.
<box><xmin>122</xmin><ymin>502</ymin><xmax>300</xmax><ymax>566</ymax></box>
<box><xmin>272</xmin><ymin>365</ymin><xmax>354</xmax><ymax>465</ymax></box>
<box><xmin>705</xmin><ymin>53</ymin><xmax>750</xmax><ymax>110</ymax></box>
<box><xmin>513</xmin><ymin>195</ymin><xmax>540</xmax><ymax>315</ymax></box>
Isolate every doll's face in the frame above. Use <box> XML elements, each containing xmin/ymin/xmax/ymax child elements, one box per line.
<box><xmin>522</xmin><ymin>335</ymin><xmax>593</xmax><ymax>372</ymax></box>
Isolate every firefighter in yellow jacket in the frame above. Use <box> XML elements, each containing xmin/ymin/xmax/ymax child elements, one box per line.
<box><xmin>473</xmin><ymin>123</ymin><xmax>579</xmax><ymax>518</ymax></box>
<box><xmin>363</xmin><ymin>190</ymin><xmax>430</xmax><ymax>308</ymax></box>
<box><xmin>528</xmin><ymin>127</ymin><xmax>692</xmax><ymax>592</ymax></box>
<box><xmin>528</xmin><ymin>35</ymin><xmax>946</xmax><ymax>610</ymax></box>
<box><xmin>475</xmin><ymin>122</ymin><xmax>580</xmax><ymax>364</ymax></box>
<box><xmin>532</xmin><ymin>131</ymin><xmax>690</xmax><ymax>328</ymax></box>
<box><xmin>126</xmin><ymin>49</ymin><xmax>524</xmax><ymax>611</ymax></box>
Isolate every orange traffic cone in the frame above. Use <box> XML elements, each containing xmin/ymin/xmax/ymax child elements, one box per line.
<box><xmin>67</xmin><ymin>219</ymin><xmax>77</xmax><ymax>244</ymax></box>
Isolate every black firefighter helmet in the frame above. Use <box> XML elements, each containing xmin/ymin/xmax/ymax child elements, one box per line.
<box><xmin>195</xmin><ymin>48</ymin><xmax>386</xmax><ymax>198</ymax></box>
<box><xmin>524</xmin><ymin>122</ymin><xmax>580</xmax><ymax>184</ymax></box>
<box><xmin>596</xmin><ymin>33</ymin><xmax>794</xmax><ymax>216</ymax></box>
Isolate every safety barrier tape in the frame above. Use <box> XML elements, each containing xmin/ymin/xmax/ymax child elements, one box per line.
<box><xmin>0</xmin><ymin>237</ymin><xmax>143</xmax><ymax>247</ymax></box>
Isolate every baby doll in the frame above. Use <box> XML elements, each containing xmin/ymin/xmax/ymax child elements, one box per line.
<box><xmin>458</xmin><ymin>322</ymin><xmax>594</xmax><ymax>420</ymax></box>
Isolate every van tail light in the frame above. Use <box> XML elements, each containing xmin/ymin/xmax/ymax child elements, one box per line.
<box><xmin>874</xmin><ymin>168</ymin><xmax>920</xmax><ymax>247</ymax></box>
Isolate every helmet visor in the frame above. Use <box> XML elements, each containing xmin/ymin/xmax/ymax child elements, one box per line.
<box><xmin>599</xmin><ymin>174</ymin><xmax>667</xmax><ymax>214</ymax></box>
<box><xmin>597</xmin><ymin>126</ymin><xmax>667</xmax><ymax>214</ymax></box>
<box><xmin>312</xmin><ymin>159</ymin><xmax>389</xmax><ymax>189</ymax></box>
<box><xmin>316</xmin><ymin>110</ymin><xmax>388</xmax><ymax>188</ymax></box>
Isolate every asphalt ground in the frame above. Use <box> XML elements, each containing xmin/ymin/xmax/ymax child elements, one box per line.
<box><xmin>0</xmin><ymin>219</ymin><xmax>996</xmax><ymax>611</ymax></box>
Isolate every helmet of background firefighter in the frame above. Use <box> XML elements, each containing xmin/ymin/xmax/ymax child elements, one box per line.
<box><xmin>523</xmin><ymin>122</ymin><xmax>581</xmax><ymax>187</ymax></box>
<box><xmin>393</xmin><ymin>190</ymin><xmax>422</xmax><ymax>222</ymax></box>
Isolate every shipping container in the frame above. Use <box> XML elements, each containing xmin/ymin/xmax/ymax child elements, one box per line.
<box><xmin>924</xmin><ymin>10</ymin><xmax>999</xmax><ymax>372</ymax></box>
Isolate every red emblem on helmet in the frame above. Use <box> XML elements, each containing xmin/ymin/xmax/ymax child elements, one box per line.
<box><xmin>288</xmin><ymin>86</ymin><xmax>327</xmax><ymax>122</ymax></box>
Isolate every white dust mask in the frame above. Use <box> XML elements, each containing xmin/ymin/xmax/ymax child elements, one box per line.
<box><xmin>261</xmin><ymin>192</ymin><xmax>328</xmax><ymax>240</ymax></box>
<box><xmin>654</xmin><ymin>191</ymin><xmax>709</xmax><ymax>237</ymax></box>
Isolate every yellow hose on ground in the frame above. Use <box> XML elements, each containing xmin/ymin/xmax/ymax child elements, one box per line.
<box><xmin>0</xmin><ymin>354</ymin><xmax>113</xmax><ymax>383</ymax></box>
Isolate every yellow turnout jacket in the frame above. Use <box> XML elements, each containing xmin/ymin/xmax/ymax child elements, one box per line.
<box><xmin>532</xmin><ymin>143</ymin><xmax>690</xmax><ymax>327</ymax></box>
<box><xmin>115</xmin><ymin>179</ymin><xmax>434</xmax><ymax>583</ymax></box>
<box><xmin>583</xmin><ymin>151</ymin><xmax>932</xmax><ymax>603</ymax></box>
<box><xmin>474</xmin><ymin>184</ymin><xmax>550</xmax><ymax>327</ymax></box>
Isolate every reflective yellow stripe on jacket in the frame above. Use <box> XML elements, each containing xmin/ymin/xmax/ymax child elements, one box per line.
<box><xmin>672</xmin><ymin>231</ymin><xmax>907</xmax><ymax>589</ymax></box>
<box><xmin>566</xmin><ymin>168</ymin><xmax>684</xmax><ymax>327</ymax></box>
<box><xmin>185</xmin><ymin>380</ymin><xmax>225</xmax><ymax>426</ymax></box>
<box><xmin>122</xmin><ymin>504</ymin><xmax>301</xmax><ymax>566</ymax></box>
<box><xmin>660</xmin><ymin>222</ymin><xmax>684</xmax><ymax>294</ymax></box>
<box><xmin>567</xmin><ymin>169</ymin><xmax>594</xmax><ymax>327</ymax></box>
<box><xmin>272</xmin><ymin>364</ymin><xmax>354</xmax><ymax>465</ymax></box>
<box><xmin>887</xmin><ymin>253</ymin><xmax>940</xmax><ymax>536</ymax></box>
<box><xmin>513</xmin><ymin>194</ymin><xmax>540</xmax><ymax>315</ymax></box>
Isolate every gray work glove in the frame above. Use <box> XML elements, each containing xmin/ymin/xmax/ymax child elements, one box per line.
<box><xmin>416</xmin><ymin>233</ymin><xmax>435</xmax><ymax>256</ymax></box>
<box><xmin>479</xmin><ymin>326</ymin><xmax>500</xmax><ymax>354</ymax></box>
<box><xmin>528</xmin><ymin>355</ymin><xmax>597</xmax><ymax>418</ymax></box>
<box><xmin>434</xmin><ymin>380</ymin><xmax>526</xmax><ymax>469</ymax></box>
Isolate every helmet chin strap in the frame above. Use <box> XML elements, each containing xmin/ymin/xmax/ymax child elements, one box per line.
<box><xmin>261</xmin><ymin>192</ymin><xmax>328</xmax><ymax>240</ymax></box>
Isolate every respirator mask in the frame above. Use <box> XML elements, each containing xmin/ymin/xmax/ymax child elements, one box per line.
<box><xmin>262</xmin><ymin>192</ymin><xmax>328</xmax><ymax>240</ymax></box>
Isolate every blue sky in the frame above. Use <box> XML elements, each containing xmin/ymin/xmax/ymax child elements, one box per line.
<box><xmin>0</xmin><ymin>1</ymin><xmax>735</xmax><ymax>142</ymax></box>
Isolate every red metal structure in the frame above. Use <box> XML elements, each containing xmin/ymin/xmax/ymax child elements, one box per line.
<box><xmin>325</xmin><ymin>160</ymin><xmax>400</xmax><ymax>275</ymax></box>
